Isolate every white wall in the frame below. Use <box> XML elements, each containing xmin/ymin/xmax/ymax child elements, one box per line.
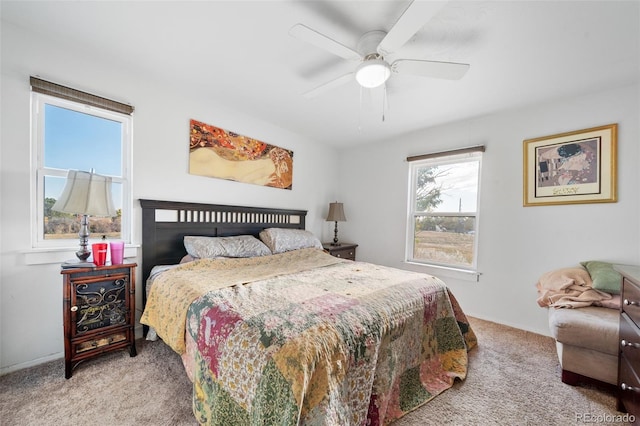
<box><xmin>0</xmin><ymin>22</ymin><xmax>340</xmax><ymax>373</ymax></box>
<box><xmin>336</xmin><ymin>83</ymin><xmax>640</xmax><ymax>336</ymax></box>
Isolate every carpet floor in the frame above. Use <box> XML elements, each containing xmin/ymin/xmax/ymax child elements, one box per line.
<box><xmin>0</xmin><ymin>317</ymin><xmax>632</xmax><ymax>425</ymax></box>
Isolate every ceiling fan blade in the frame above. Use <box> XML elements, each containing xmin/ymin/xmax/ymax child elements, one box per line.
<box><xmin>392</xmin><ymin>59</ymin><xmax>470</xmax><ymax>80</ymax></box>
<box><xmin>289</xmin><ymin>24</ymin><xmax>361</xmax><ymax>61</ymax></box>
<box><xmin>302</xmin><ymin>73</ymin><xmax>354</xmax><ymax>98</ymax></box>
<box><xmin>377</xmin><ymin>0</ymin><xmax>448</xmax><ymax>56</ymax></box>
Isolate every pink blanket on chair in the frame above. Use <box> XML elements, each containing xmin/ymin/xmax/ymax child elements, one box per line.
<box><xmin>536</xmin><ymin>267</ymin><xmax>613</xmax><ymax>308</ymax></box>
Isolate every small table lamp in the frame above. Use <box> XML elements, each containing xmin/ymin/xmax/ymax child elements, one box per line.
<box><xmin>52</xmin><ymin>170</ymin><xmax>117</xmax><ymax>261</ymax></box>
<box><xmin>326</xmin><ymin>201</ymin><xmax>346</xmax><ymax>246</ymax></box>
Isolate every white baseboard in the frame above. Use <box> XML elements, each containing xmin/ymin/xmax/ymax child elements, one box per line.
<box><xmin>0</xmin><ymin>352</ymin><xmax>63</xmax><ymax>376</ymax></box>
<box><xmin>1</xmin><ymin>325</ymin><xmax>146</xmax><ymax>376</ymax></box>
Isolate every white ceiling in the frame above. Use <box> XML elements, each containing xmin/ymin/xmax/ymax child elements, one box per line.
<box><xmin>2</xmin><ymin>0</ymin><xmax>639</xmax><ymax>147</ymax></box>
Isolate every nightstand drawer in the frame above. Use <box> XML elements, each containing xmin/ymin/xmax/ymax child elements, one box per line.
<box><xmin>323</xmin><ymin>243</ymin><xmax>358</xmax><ymax>261</ymax></box>
<box><xmin>73</xmin><ymin>330</ymin><xmax>131</xmax><ymax>357</ymax></box>
<box><xmin>619</xmin><ymin>356</ymin><xmax>640</xmax><ymax>418</ymax></box>
<box><xmin>621</xmin><ymin>313</ymin><xmax>640</xmax><ymax>367</ymax></box>
<box><xmin>331</xmin><ymin>247</ymin><xmax>356</xmax><ymax>260</ymax></box>
<box><xmin>622</xmin><ymin>277</ymin><xmax>640</xmax><ymax>328</ymax></box>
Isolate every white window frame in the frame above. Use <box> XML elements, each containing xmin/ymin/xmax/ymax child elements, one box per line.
<box><xmin>406</xmin><ymin>150</ymin><xmax>482</xmax><ymax>272</ymax></box>
<box><xmin>31</xmin><ymin>92</ymin><xmax>133</xmax><ymax>248</ymax></box>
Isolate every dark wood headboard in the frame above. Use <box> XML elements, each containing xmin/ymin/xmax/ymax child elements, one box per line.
<box><xmin>139</xmin><ymin>199</ymin><xmax>307</xmax><ymax>306</ymax></box>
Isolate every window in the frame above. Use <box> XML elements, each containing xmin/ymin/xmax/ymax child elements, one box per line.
<box><xmin>30</xmin><ymin>77</ymin><xmax>133</xmax><ymax>248</ymax></box>
<box><xmin>406</xmin><ymin>147</ymin><xmax>483</xmax><ymax>270</ymax></box>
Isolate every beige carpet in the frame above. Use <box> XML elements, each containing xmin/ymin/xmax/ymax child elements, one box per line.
<box><xmin>0</xmin><ymin>317</ymin><xmax>632</xmax><ymax>425</ymax></box>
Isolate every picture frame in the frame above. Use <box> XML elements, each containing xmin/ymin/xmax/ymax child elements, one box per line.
<box><xmin>523</xmin><ymin>123</ymin><xmax>617</xmax><ymax>206</ymax></box>
<box><xmin>188</xmin><ymin>119</ymin><xmax>294</xmax><ymax>190</ymax></box>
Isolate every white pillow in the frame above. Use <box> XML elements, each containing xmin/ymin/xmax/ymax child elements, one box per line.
<box><xmin>184</xmin><ymin>235</ymin><xmax>271</xmax><ymax>258</ymax></box>
<box><xmin>259</xmin><ymin>228</ymin><xmax>322</xmax><ymax>254</ymax></box>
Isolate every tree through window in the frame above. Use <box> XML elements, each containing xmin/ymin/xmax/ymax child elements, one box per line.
<box><xmin>407</xmin><ymin>148</ymin><xmax>482</xmax><ymax>270</ymax></box>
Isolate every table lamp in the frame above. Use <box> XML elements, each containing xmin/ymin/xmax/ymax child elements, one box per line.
<box><xmin>326</xmin><ymin>201</ymin><xmax>346</xmax><ymax>246</ymax></box>
<box><xmin>52</xmin><ymin>170</ymin><xmax>116</xmax><ymax>261</ymax></box>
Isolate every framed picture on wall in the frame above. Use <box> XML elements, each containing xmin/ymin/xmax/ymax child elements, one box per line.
<box><xmin>523</xmin><ymin>123</ymin><xmax>617</xmax><ymax>206</ymax></box>
<box><xmin>188</xmin><ymin>119</ymin><xmax>294</xmax><ymax>190</ymax></box>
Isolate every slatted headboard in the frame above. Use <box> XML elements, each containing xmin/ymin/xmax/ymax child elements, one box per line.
<box><xmin>139</xmin><ymin>199</ymin><xmax>308</xmax><ymax>306</ymax></box>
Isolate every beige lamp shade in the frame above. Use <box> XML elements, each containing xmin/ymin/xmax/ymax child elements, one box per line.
<box><xmin>326</xmin><ymin>202</ymin><xmax>346</xmax><ymax>246</ymax></box>
<box><xmin>326</xmin><ymin>202</ymin><xmax>346</xmax><ymax>222</ymax></box>
<box><xmin>52</xmin><ymin>170</ymin><xmax>116</xmax><ymax>217</ymax></box>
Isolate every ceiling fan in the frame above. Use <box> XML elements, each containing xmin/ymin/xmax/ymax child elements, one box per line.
<box><xmin>289</xmin><ymin>0</ymin><xmax>470</xmax><ymax>99</ymax></box>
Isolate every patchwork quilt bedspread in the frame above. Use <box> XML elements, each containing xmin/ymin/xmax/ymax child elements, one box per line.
<box><xmin>141</xmin><ymin>248</ymin><xmax>476</xmax><ymax>425</ymax></box>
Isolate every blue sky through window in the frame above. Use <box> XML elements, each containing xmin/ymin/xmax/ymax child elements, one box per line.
<box><xmin>44</xmin><ymin>104</ymin><xmax>123</xmax><ymax>209</ymax></box>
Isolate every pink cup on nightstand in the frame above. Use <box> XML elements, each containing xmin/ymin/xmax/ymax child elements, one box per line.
<box><xmin>110</xmin><ymin>241</ymin><xmax>125</xmax><ymax>265</ymax></box>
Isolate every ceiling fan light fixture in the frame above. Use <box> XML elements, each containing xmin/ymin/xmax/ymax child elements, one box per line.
<box><xmin>355</xmin><ymin>58</ymin><xmax>391</xmax><ymax>88</ymax></box>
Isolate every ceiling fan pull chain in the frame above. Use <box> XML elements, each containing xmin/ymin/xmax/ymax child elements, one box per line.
<box><xmin>382</xmin><ymin>84</ymin><xmax>388</xmax><ymax>122</ymax></box>
<box><xmin>358</xmin><ymin>85</ymin><xmax>363</xmax><ymax>132</ymax></box>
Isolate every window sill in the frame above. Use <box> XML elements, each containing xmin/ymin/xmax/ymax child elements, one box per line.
<box><xmin>402</xmin><ymin>261</ymin><xmax>481</xmax><ymax>282</ymax></box>
<box><xmin>23</xmin><ymin>245</ymin><xmax>139</xmax><ymax>265</ymax></box>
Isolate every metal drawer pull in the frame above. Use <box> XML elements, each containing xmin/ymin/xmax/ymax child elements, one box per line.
<box><xmin>623</xmin><ymin>299</ymin><xmax>638</xmax><ymax>306</ymax></box>
<box><xmin>621</xmin><ymin>339</ymin><xmax>640</xmax><ymax>349</ymax></box>
<box><xmin>621</xmin><ymin>383</ymin><xmax>639</xmax><ymax>393</ymax></box>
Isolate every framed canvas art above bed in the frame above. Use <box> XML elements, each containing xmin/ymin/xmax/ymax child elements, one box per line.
<box><xmin>189</xmin><ymin>119</ymin><xmax>294</xmax><ymax>190</ymax></box>
<box><xmin>523</xmin><ymin>123</ymin><xmax>617</xmax><ymax>206</ymax></box>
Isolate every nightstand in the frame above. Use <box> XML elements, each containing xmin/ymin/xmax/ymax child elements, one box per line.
<box><xmin>60</xmin><ymin>262</ymin><xmax>137</xmax><ymax>378</ymax></box>
<box><xmin>322</xmin><ymin>243</ymin><xmax>358</xmax><ymax>261</ymax></box>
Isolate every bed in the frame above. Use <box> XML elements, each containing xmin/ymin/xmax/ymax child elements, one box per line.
<box><xmin>138</xmin><ymin>199</ymin><xmax>476</xmax><ymax>425</ymax></box>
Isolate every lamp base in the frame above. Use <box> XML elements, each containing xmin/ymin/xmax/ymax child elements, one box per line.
<box><xmin>76</xmin><ymin>214</ymin><xmax>91</xmax><ymax>261</ymax></box>
<box><xmin>332</xmin><ymin>221</ymin><xmax>341</xmax><ymax>247</ymax></box>
<box><xmin>75</xmin><ymin>249</ymin><xmax>91</xmax><ymax>261</ymax></box>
